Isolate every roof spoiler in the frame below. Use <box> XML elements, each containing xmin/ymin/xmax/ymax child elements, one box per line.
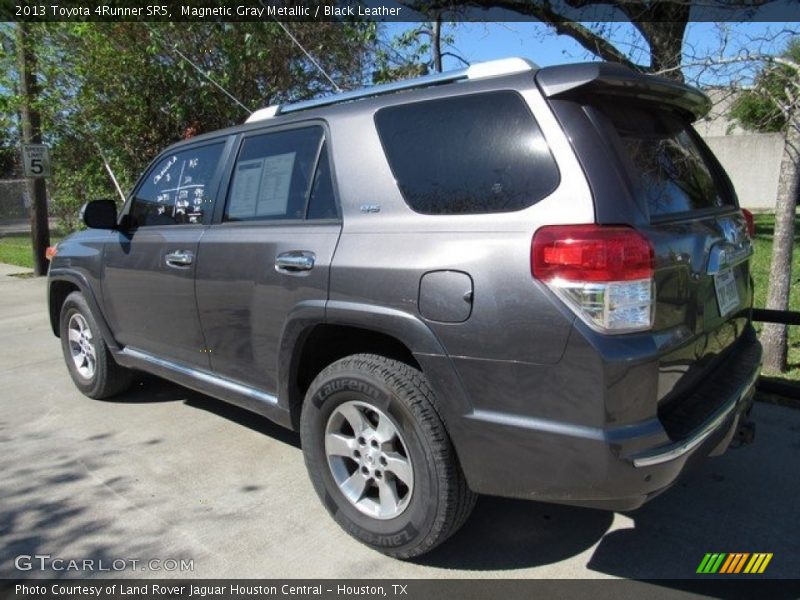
<box><xmin>535</xmin><ymin>62</ymin><xmax>711</xmax><ymax>121</ymax></box>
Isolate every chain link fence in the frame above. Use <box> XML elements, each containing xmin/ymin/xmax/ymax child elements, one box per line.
<box><xmin>0</xmin><ymin>179</ymin><xmax>32</xmax><ymax>235</ymax></box>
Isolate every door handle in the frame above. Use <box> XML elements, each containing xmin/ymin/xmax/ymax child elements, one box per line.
<box><xmin>275</xmin><ymin>251</ymin><xmax>315</xmax><ymax>273</ymax></box>
<box><xmin>165</xmin><ymin>250</ymin><xmax>194</xmax><ymax>267</ymax></box>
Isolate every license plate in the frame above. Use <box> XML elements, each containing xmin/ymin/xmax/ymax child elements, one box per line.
<box><xmin>714</xmin><ymin>268</ymin><xmax>740</xmax><ymax>317</ymax></box>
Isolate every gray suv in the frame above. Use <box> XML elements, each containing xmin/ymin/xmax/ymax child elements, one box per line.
<box><xmin>48</xmin><ymin>58</ymin><xmax>761</xmax><ymax>558</ymax></box>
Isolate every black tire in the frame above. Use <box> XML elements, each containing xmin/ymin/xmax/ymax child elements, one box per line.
<box><xmin>300</xmin><ymin>353</ymin><xmax>476</xmax><ymax>559</ymax></box>
<box><xmin>59</xmin><ymin>291</ymin><xmax>134</xmax><ymax>399</ymax></box>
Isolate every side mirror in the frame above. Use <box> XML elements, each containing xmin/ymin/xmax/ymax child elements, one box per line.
<box><xmin>82</xmin><ymin>199</ymin><xmax>118</xmax><ymax>230</ymax></box>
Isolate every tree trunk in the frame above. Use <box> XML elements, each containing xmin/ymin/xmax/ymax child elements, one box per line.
<box><xmin>761</xmin><ymin>108</ymin><xmax>800</xmax><ymax>373</ymax></box>
<box><xmin>432</xmin><ymin>15</ymin><xmax>442</xmax><ymax>73</ymax></box>
<box><xmin>640</xmin><ymin>21</ymin><xmax>688</xmax><ymax>82</ymax></box>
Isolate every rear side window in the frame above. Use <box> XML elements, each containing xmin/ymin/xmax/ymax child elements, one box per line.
<box><xmin>131</xmin><ymin>142</ymin><xmax>224</xmax><ymax>227</ymax></box>
<box><xmin>598</xmin><ymin>102</ymin><xmax>732</xmax><ymax>217</ymax></box>
<box><xmin>375</xmin><ymin>91</ymin><xmax>559</xmax><ymax>215</ymax></box>
<box><xmin>225</xmin><ymin>126</ymin><xmax>326</xmax><ymax>221</ymax></box>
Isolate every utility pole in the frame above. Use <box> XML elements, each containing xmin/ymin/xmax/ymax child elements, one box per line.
<box><xmin>15</xmin><ymin>22</ymin><xmax>50</xmax><ymax>276</ymax></box>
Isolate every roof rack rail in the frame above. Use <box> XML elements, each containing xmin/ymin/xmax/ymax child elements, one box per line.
<box><xmin>246</xmin><ymin>57</ymin><xmax>537</xmax><ymax>124</ymax></box>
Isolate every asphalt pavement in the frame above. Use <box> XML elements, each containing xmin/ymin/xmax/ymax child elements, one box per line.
<box><xmin>1</xmin><ymin>264</ymin><xmax>799</xmax><ymax>581</ymax></box>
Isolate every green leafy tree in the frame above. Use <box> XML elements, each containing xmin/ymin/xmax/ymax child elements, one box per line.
<box><xmin>373</xmin><ymin>20</ymin><xmax>466</xmax><ymax>84</ymax></box>
<box><xmin>0</xmin><ymin>26</ymin><xmax>20</xmax><ymax>177</ymax></box>
<box><xmin>3</xmin><ymin>22</ymin><xmax>376</xmax><ymax>231</ymax></box>
<box><xmin>730</xmin><ymin>39</ymin><xmax>800</xmax><ymax>132</ymax></box>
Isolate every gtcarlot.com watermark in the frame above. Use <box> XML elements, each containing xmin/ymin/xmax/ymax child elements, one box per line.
<box><xmin>15</xmin><ymin>554</ymin><xmax>194</xmax><ymax>573</ymax></box>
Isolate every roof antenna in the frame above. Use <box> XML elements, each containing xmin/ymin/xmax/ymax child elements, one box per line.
<box><xmin>272</xmin><ymin>19</ymin><xmax>343</xmax><ymax>93</ymax></box>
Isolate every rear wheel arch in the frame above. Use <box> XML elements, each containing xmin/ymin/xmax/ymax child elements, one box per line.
<box><xmin>287</xmin><ymin>323</ymin><xmax>421</xmax><ymax>430</ymax></box>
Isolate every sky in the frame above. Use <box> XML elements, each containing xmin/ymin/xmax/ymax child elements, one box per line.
<box><xmin>381</xmin><ymin>20</ymin><xmax>798</xmax><ymax>86</ymax></box>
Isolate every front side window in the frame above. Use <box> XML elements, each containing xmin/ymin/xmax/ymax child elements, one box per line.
<box><xmin>225</xmin><ymin>127</ymin><xmax>328</xmax><ymax>221</ymax></box>
<box><xmin>130</xmin><ymin>142</ymin><xmax>224</xmax><ymax>227</ymax></box>
<box><xmin>374</xmin><ymin>91</ymin><xmax>560</xmax><ymax>215</ymax></box>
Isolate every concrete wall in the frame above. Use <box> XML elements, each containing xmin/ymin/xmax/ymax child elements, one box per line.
<box><xmin>702</xmin><ymin>132</ymin><xmax>784</xmax><ymax>211</ymax></box>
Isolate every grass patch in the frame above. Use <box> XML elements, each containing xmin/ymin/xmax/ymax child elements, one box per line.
<box><xmin>751</xmin><ymin>212</ymin><xmax>800</xmax><ymax>381</ymax></box>
<box><xmin>0</xmin><ymin>231</ymin><xmax>63</xmax><ymax>270</ymax></box>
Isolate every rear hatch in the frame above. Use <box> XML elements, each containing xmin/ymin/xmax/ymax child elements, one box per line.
<box><xmin>537</xmin><ymin>64</ymin><xmax>755</xmax><ymax>436</ymax></box>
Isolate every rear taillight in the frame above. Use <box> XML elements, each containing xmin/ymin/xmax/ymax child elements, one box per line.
<box><xmin>532</xmin><ymin>225</ymin><xmax>655</xmax><ymax>333</ymax></box>
<box><xmin>45</xmin><ymin>245</ymin><xmax>58</xmax><ymax>261</ymax></box>
<box><xmin>741</xmin><ymin>209</ymin><xmax>755</xmax><ymax>237</ymax></box>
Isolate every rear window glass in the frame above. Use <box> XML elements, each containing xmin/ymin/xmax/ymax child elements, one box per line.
<box><xmin>599</xmin><ymin>102</ymin><xmax>731</xmax><ymax>217</ymax></box>
<box><xmin>374</xmin><ymin>91</ymin><xmax>559</xmax><ymax>215</ymax></box>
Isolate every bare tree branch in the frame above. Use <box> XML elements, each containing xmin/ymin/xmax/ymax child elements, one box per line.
<box><xmin>400</xmin><ymin>0</ymin><xmax>640</xmax><ymax>69</ymax></box>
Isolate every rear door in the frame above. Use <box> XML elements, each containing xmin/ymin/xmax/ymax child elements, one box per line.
<box><xmin>102</xmin><ymin>140</ymin><xmax>228</xmax><ymax>368</ymax></box>
<box><xmin>591</xmin><ymin>100</ymin><xmax>754</xmax><ymax>401</ymax></box>
<box><xmin>195</xmin><ymin>124</ymin><xmax>341</xmax><ymax>393</ymax></box>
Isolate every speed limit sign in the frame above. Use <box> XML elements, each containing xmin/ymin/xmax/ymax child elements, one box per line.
<box><xmin>22</xmin><ymin>144</ymin><xmax>51</xmax><ymax>178</ymax></box>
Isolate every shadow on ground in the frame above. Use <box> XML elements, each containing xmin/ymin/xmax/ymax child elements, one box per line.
<box><xmin>0</xmin><ymin>426</ymin><xmax>197</xmax><ymax>579</ymax></box>
<box><xmin>415</xmin><ymin>498</ymin><xmax>612</xmax><ymax>571</ymax></box>
<box><xmin>417</xmin><ymin>458</ymin><xmax>798</xmax><ymax>577</ymax></box>
<box><xmin>105</xmin><ymin>374</ymin><xmax>300</xmax><ymax>449</ymax></box>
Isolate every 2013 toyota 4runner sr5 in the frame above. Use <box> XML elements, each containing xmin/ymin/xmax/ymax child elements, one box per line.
<box><xmin>48</xmin><ymin>58</ymin><xmax>761</xmax><ymax>558</ymax></box>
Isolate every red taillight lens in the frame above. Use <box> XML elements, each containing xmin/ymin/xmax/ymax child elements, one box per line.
<box><xmin>531</xmin><ymin>225</ymin><xmax>654</xmax><ymax>282</ymax></box>
<box><xmin>531</xmin><ymin>225</ymin><xmax>656</xmax><ymax>333</ymax></box>
<box><xmin>45</xmin><ymin>245</ymin><xmax>58</xmax><ymax>261</ymax></box>
<box><xmin>741</xmin><ymin>209</ymin><xmax>755</xmax><ymax>237</ymax></box>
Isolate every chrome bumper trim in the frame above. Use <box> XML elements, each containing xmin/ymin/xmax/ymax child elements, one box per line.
<box><xmin>632</xmin><ymin>368</ymin><xmax>759</xmax><ymax>468</ymax></box>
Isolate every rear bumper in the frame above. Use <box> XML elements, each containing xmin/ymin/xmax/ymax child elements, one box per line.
<box><xmin>631</xmin><ymin>365</ymin><xmax>758</xmax><ymax>468</ymax></box>
<box><xmin>448</xmin><ymin>325</ymin><xmax>762</xmax><ymax>511</ymax></box>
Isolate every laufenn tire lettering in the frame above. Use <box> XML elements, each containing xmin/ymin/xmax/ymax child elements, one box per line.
<box><xmin>320</xmin><ymin>378</ymin><xmax>382</xmax><ymax>401</ymax></box>
<box><xmin>357</xmin><ymin>526</ymin><xmax>414</xmax><ymax>547</ymax></box>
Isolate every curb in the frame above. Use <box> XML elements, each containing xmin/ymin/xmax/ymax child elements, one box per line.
<box><xmin>0</xmin><ymin>262</ymin><xmax>35</xmax><ymax>278</ymax></box>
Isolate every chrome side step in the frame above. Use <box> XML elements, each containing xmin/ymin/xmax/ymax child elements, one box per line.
<box><xmin>117</xmin><ymin>347</ymin><xmax>291</xmax><ymax>429</ymax></box>
<box><xmin>121</xmin><ymin>347</ymin><xmax>278</xmax><ymax>405</ymax></box>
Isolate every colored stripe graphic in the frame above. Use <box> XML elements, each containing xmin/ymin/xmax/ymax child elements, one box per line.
<box><xmin>719</xmin><ymin>554</ymin><xmax>735</xmax><ymax>573</ymax></box>
<box><xmin>697</xmin><ymin>554</ymin><xmax>713</xmax><ymax>573</ymax></box>
<box><xmin>720</xmin><ymin>553</ymin><xmax>749</xmax><ymax>573</ymax></box>
<box><xmin>734</xmin><ymin>553</ymin><xmax>750</xmax><ymax>573</ymax></box>
<box><xmin>697</xmin><ymin>553</ymin><xmax>727</xmax><ymax>573</ymax></box>
<box><xmin>698</xmin><ymin>553</ymin><xmax>773</xmax><ymax>574</ymax></box>
<box><xmin>744</xmin><ymin>553</ymin><xmax>774</xmax><ymax>574</ymax></box>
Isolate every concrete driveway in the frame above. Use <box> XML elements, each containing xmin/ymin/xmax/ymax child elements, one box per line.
<box><xmin>1</xmin><ymin>265</ymin><xmax>799</xmax><ymax>580</ymax></box>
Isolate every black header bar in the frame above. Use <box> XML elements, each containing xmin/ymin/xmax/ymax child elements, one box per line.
<box><xmin>2</xmin><ymin>0</ymin><xmax>799</xmax><ymax>22</ymax></box>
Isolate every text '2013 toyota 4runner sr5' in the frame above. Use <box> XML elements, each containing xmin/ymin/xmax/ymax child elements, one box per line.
<box><xmin>48</xmin><ymin>58</ymin><xmax>761</xmax><ymax>559</ymax></box>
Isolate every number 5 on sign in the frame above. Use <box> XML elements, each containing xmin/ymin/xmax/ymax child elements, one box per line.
<box><xmin>22</xmin><ymin>144</ymin><xmax>51</xmax><ymax>178</ymax></box>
